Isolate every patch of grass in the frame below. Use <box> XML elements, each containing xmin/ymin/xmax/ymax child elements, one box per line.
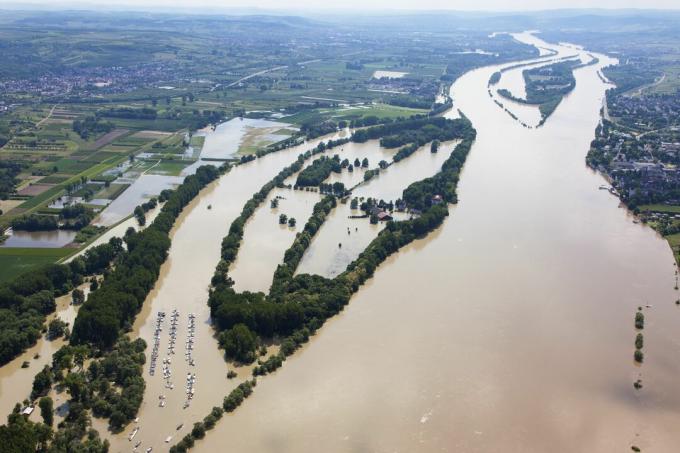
<box><xmin>95</xmin><ymin>183</ymin><xmax>129</xmax><ymax>200</ymax></box>
<box><xmin>146</xmin><ymin>160</ymin><xmax>193</xmax><ymax>176</ymax></box>
<box><xmin>0</xmin><ymin>247</ymin><xmax>73</xmax><ymax>283</ymax></box>
<box><xmin>640</xmin><ymin>204</ymin><xmax>680</xmax><ymax>214</ymax></box>
<box><xmin>38</xmin><ymin>175</ymin><xmax>70</xmax><ymax>184</ymax></box>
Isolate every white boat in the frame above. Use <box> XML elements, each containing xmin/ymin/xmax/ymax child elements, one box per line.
<box><xmin>129</xmin><ymin>427</ymin><xmax>140</xmax><ymax>441</ymax></box>
<box><xmin>165</xmin><ymin>436</ymin><xmax>172</xmax><ymax>443</ymax></box>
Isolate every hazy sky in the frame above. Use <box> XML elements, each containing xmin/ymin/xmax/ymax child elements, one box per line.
<box><xmin>13</xmin><ymin>0</ymin><xmax>680</xmax><ymax>11</ymax></box>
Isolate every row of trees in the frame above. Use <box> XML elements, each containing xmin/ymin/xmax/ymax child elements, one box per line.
<box><xmin>168</xmin><ymin>381</ymin><xmax>255</xmax><ymax>453</ymax></box>
<box><xmin>393</xmin><ymin>143</ymin><xmax>419</xmax><ymax>162</ymax></box>
<box><xmin>402</xmin><ymin>124</ymin><xmax>476</xmax><ymax>211</ymax></box>
<box><xmin>72</xmin><ymin>164</ymin><xmax>221</xmax><ymax>348</ymax></box>
<box><xmin>350</xmin><ymin>116</ymin><xmax>469</xmax><ymax>152</ymax></box>
<box><xmin>11</xmin><ymin>204</ymin><xmax>96</xmax><ymax>232</ymax></box>
<box><xmin>295</xmin><ymin>155</ymin><xmax>341</xmax><ymax>187</ymax></box>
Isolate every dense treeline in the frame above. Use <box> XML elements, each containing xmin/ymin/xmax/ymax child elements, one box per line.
<box><xmin>71</xmin><ymin>337</ymin><xmax>146</xmax><ymax>430</ymax></box>
<box><xmin>11</xmin><ymin>204</ymin><xmax>96</xmax><ymax>231</ymax></box>
<box><xmin>403</xmin><ymin>136</ymin><xmax>475</xmax><ymax>211</ymax></box>
<box><xmin>300</xmin><ymin>120</ymin><xmax>340</xmax><ymax>139</ymax></box>
<box><xmin>429</xmin><ymin>101</ymin><xmax>453</xmax><ymax>116</ymax></box>
<box><xmin>101</xmin><ymin>107</ymin><xmax>158</xmax><ymax>120</ymax></box>
<box><xmin>10</xmin><ymin>214</ymin><xmax>58</xmax><ymax>231</ymax></box>
<box><xmin>386</xmin><ymin>96</ymin><xmax>432</xmax><ymax>109</ymax></box>
<box><xmin>60</xmin><ymin>204</ymin><xmax>96</xmax><ymax>230</ymax></box>
<box><xmin>351</xmin><ymin>116</ymin><xmax>470</xmax><ymax>150</ymax></box>
<box><xmin>71</xmin><ymin>165</ymin><xmax>221</xmax><ymax>348</ymax></box>
<box><xmin>0</xmin><ymin>238</ymin><xmax>123</xmax><ymax>366</ymax></box>
<box><xmin>0</xmin><ymin>161</ymin><xmax>22</xmax><ymax>200</ymax></box>
<box><xmin>393</xmin><ymin>143</ymin><xmax>420</xmax><ymax>162</ymax></box>
<box><xmin>295</xmin><ymin>155</ymin><xmax>341</xmax><ymax>187</ymax></box>
<box><xmin>99</xmin><ymin>107</ymin><xmax>225</xmax><ymax>131</ymax></box>
<box><xmin>72</xmin><ymin>116</ymin><xmax>115</xmax><ymax>139</ymax></box>
<box><xmin>488</xmin><ymin>71</ymin><xmax>501</xmax><ymax>85</ymax></box>
<box><xmin>0</xmin><ymin>338</ymin><xmax>146</xmax><ymax>452</ymax></box>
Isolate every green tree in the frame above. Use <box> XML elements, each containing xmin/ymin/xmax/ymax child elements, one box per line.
<box><xmin>38</xmin><ymin>397</ymin><xmax>53</xmax><ymax>426</ymax></box>
<box><xmin>47</xmin><ymin>318</ymin><xmax>68</xmax><ymax>340</ymax></box>
<box><xmin>72</xmin><ymin>288</ymin><xmax>85</xmax><ymax>305</ymax></box>
<box><xmin>220</xmin><ymin>324</ymin><xmax>258</xmax><ymax>364</ymax></box>
<box><xmin>31</xmin><ymin>366</ymin><xmax>52</xmax><ymax>400</ymax></box>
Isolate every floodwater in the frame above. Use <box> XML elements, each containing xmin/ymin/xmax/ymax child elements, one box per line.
<box><xmin>296</xmin><ymin>140</ymin><xmax>458</xmax><ymax>278</ymax></box>
<box><xmin>93</xmin><ymin>174</ymin><xmax>184</xmax><ymax>227</ymax></box>
<box><xmin>0</xmin><ymin>286</ymin><xmax>85</xmax><ymax>417</ymax></box>
<box><xmin>229</xmin><ymin>185</ymin><xmax>320</xmax><ymax>294</ymax></box>
<box><xmin>196</xmin><ymin>117</ymin><xmax>295</xmax><ymax>160</ymax></box>
<box><xmin>65</xmin><ymin>204</ymin><xmax>163</xmax><ymax>263</ymax></box>
<box><xmin>192</xmin><ymin>33</ymin><xmax>680</xmax><ymax>452</ymax></box>
<box><xmin>372</xmin><ymin>70</ymin><xmax>408</xmax><ymax>79</ymax></box>
<box><xmin>231</xmin><ymin>139</ymin><xmax>401</xmax><ymax>291</ymax></box>
<box><xmin>0</xmin><ymin>229</ymin><xmax>77</xmax><ymax>248</ymax></box>
<box><xmin>104</xmin><ymin>130</ymin><xmax>347</xmax><ymax>452</ymax></box>
<box><xmin>93</xmin><ymin>118</ymin><xmax>295</xmax><ymax>227</ymax></box>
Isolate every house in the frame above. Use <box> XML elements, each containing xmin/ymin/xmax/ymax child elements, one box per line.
<box><xmin>377</xmin><ymin>211</ymin><xmax>393</xmax><ymax>221</ymax></box>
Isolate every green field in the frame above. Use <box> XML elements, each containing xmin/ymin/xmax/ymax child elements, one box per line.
<box><xmin>640</xmin><ymin>204</ymin><xmax>680</xmax><ymax>214</ymax></box>
<box><xmin>0</xmin><ymin>247</ymin><xmax>73</xmax><ymax>283</ymax></box>
<box><xmin>147</xmin><ymin>160</ymin><xmax>194</xmax><ymax>176</ymax></box>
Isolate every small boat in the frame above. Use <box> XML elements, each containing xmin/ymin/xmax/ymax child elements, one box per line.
<box><xmin>207</xmin><ymin>204</ymin><xmax>212</xmax><ymax>210</ymax></box>
<box><xmin>146</xmin><ymin>448</ymin><xmax>153</xmax><ymax>453</ymax></box>
<box><xmin>177</xmin><ymin>423</ymin><xmax>183</xmax><ymax>430</ymax></box>
<box><xmin>129</xmin><ymin>427</ymin><xmax>140</xmax><ymax>441</ymax></box>
<box><xmin>165</xmin><ymin>436</ymin><xmax>172</xmax><ymax>443</ymax></box>
<box><xmin>135</xmin><ymin>441</ymin><xmax>141</xmax><ymax>448</ymax></box>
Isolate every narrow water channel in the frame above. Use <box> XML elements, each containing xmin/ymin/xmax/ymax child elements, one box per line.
<box><xmin>190</xmin><ymin>34</ymin><xmax>680</xmax><ymax>453</ymax></box>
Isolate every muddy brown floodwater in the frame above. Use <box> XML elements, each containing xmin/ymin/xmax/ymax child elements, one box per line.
<box><xmin>191</xmin><ymin>33</ymin><xmax>680</xmax><ymax>453</ymax></box>
<box><xmin>102</xmin><ymin>129</ymin><xmax>348</xmax><ymax>452</ymax></box>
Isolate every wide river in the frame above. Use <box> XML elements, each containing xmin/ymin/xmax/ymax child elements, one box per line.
<box><xmin>187</xmin><ymin>33</ymin><xmax>680</xmax><ymax>452</ymax></box>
